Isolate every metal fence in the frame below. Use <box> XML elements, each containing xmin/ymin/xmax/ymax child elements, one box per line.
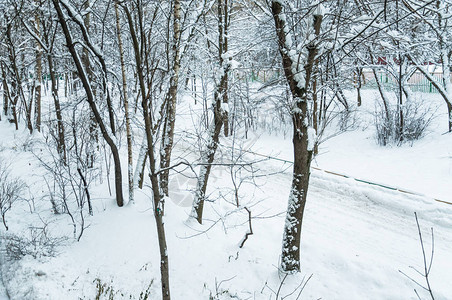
<box><xmin>230</xmin><ymin>67</ymin><xmax>451</xmax><ymax>94</ymax></box>
<box><xmin>361</xmin><ymin>70</ymin><xmax>451</xmax><ymax>93</ymax></box>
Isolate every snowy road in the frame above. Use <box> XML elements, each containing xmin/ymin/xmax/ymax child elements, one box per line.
<box><xmin>296</xmin><ymin>168</ymin><xmax>452</xmax><ymax>299</ymax></box>
<box><xmin>237</xmin><ymin>150</ymin><xmax>452</xmax><ymax>299</ymax></box>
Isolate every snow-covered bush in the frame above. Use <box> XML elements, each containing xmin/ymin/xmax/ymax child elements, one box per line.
<box><xmin>2</xmin><ymin>225</ymin><xmax>66</xmax><ymax>260</ymax></box>
<box><xmin>92</xmin><ymin>278</ymin><xmax>154</xmax><ymax>300</ymax></box>
<box><xmin>374</xmin><ymin>100</ymin><xmax>435</xmax><ymax>146</ymax></box>
<box><xmin>0</xmin><ymin>163</ymin><xmax>24</xmax><ymax>230</ymax></box>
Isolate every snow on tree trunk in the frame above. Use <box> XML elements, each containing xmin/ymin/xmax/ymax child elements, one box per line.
<box><xmin>122</xmin><ymin>3</ymin><xmax>171</xmax><ymax>298</ymax></box>
<box><xmin>160</xmin><ymin>0</ymin><xmax>181</xmax><ymax>197</ymax></box>
<box><xmin>271</xmin><ymin>1</ymin><xmax>322</xmax><ymax>272</ymax></box>
<box><xmin>190</xmin><ymin>80</ymin><xmax>225</xmax><ymax>224</ymax></box>
<box><xmin>34</xmin><ymin>5</ymin><xmax>42</xmax><ymax>132</ymax></box>
<box><xmin>190</xmin><ymin>0</ymin><xmax>229</xmax><ymax>224</ymax></box>
<box><xmin>115</xmin><ymin>0</ymin><xmax>134</xmax><ymax>204</ymax></box>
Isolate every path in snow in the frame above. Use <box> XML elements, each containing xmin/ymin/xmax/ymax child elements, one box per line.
<box><xmin>240</xmin><ymin>149</ymin><xmax>452</xmax><ymax>299</ymax></box>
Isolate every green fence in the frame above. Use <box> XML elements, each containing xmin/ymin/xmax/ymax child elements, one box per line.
<box><xmin>362</xmin><ymin>71</ymin><xmax>446</xmax><ymax>93</ymax></box>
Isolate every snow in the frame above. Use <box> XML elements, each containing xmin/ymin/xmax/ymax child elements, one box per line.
<box><xmin>0</xmin><ymin>88</ymin><xmax>452</xmax><ymax>299</ymax></box>
<box><xmin>307</xmin><ymin>127</ymin><xmax>316</xmax><ymax>151</ymax></box>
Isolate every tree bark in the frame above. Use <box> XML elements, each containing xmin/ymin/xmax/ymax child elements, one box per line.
<box><xmin>34</xmin><ymin>6</ymin><xmax>42</xmax><ymax>132</ymax></box>
<box><xmin>115</xmin><ymin>0</ymin><xmax>134</xmax><ymax>204</ymax></box>
<box><xmin>123</xmin><ymin>4</ymin><xmax>170</xmax><ymax>298</ymax></box>
<box><xmin>191</xmin><ymin>0</ymin><xmax>229</xmax><ymax>224</ymax></box>
<box><xmin>47</xmin><ymin>52</ymin><xmax>67</xmax><ymax>162</ymax></box>
<box><xmin>160</xmin><ymin>0</ymin><xmax>182</xmax><ymax>197</ymax></box>
<box><xmin>271</xmin><ymin>1</ymin><xmax>321</xmax><ymax>272</ymax></box>
<box><xmin>356</xmin><ymin>67</ymin><xmax>363</xmax><ymax>107</ymax></box>
<box><xmin>222</xmin><ymin>0</ymin><xmax>230</xmax><ymax>137</ymax></box>
<box><xmin>191</xmin><ymin>84</ymin><xmax>225</xmax><ymax>224</ymax></box>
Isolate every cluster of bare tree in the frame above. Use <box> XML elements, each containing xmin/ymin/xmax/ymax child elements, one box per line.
<box><xmin>1</xmin><ymin>0</ymin><xmax>451</xmax><ymax>298</ymax></box>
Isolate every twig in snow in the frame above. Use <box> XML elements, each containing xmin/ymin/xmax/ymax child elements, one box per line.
<box><xmin>398</xmin><ymin>212</ymin><xmax>435</xmax><ymax>300</ymax></box>
<box><xmin>239</xmin><ymin>207</ymin><xmax>253</xmax><ymax>248</ymax></box>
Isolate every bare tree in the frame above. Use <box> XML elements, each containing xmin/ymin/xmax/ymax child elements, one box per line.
<box><xmin>191</xmin><ymin>0</ymin><xmax>230</xmax><ymax>224</ymax></box>
<box><xmin>121</xmin><ymin>2</ymin><xmax>171</xmax><ymax>298</ymax></box>
<box><xmin>270</xmin><ymin>0</ymin><xmax>323</xmax><ymax>272</ymax></box>
<box><xmin>159</xmin><ymin>0</ymin><xmax>182</xmax><ymax>196</ymax></box>
<box><xmin>51</xmin><ymin>0</ymin><xmax>124</xmax><ymax>207</ymax></box>
<box><xmin>114</xmin><ymin>0</ymin><xmax>134</xmax><ymax>204</ymax></box>
<box><xmin>403</xmin><ymin>0</ymin><xmax>452</xmax><ymax>132</ymax></box>
<box><xmin>33</xmin><ymin>0</ymin><xmax>42</xmax><ymax>132</ymax></box>
<box><xmin>0</xmin><ymin>164</ymin><xmax>24</xmax><ymax>230</ymax></box>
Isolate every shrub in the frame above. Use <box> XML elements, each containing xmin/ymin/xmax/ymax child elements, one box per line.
<box><xmin>0</xmin><ymin>163</ymin><xmax>24</xmax><ymax>230</ymax></box>
<box><xmin>2</xmin><ymin>225</ymin><xmax>66</xmax><ymax>260</ymax></box>
<box><xmin>374</xmin><ymin>100</ymin><xmax>434</xmax><ymax>146</ymax></box>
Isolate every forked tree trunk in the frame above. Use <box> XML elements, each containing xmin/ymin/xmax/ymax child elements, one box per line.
<box><xmin>191</xmin><ymin>0</ymin><xmax>228</xmax><ymax>224</ymax></box>
<box><xmin>123</xmin><ymin>4</ymin><xmax>170</xmax><ymax>299</ymax></box>
<box><xmin>160</xmin><ymin>0</ymin><xmax>182</xmax><ymax>197</ymax></box>
<box><xmin>53</xmin><ymin>0</ymin><xmax>124</xmax><ymax>207</ymax></box>
<box><xmin>6</xmin><ymin>22</ymin><xmax>33</xmax><ymax>134</ymax></box>
<box><xmin>271</xmin><ymin>1</ymin><xmax>322</xmax><ymax>272</ymax></box>
<box><xmin>191</xmin><ymin>85</ymin><xmax>225</xmax><ymax>224</ymax></box>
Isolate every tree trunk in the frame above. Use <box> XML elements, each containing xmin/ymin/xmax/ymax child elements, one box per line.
<box><xmin>48</xmin><ymin>53</ymin><xmax>67</xmax><ymax>162</ymax></box>
<box><xmin>356</xmin><ymin>67</ymin><xmax>362</xmax><ymax>107</ymax></box>
<box><xmin>1</xmin><ymin>63</ymin><xmax>10</xmax><ymax>119</ymax></box>
<box><xmin>6</xmin><ymin>22</ymin><xmax>33</xmax><ymax>133</ymax></box>
<box><xmin>222</xmin><ymin>0</ymin><xmax>230</xmax><ymax>137</ymax></box>
<box><xmin>52</xmin><ymin>0</ymin><xmax>124</xmax><ymax>207</ymax></box>
<box><xmin>160</xmin><ymin>0</ymin><xmax>182</xmax><ymax>197</ymax></box>
<box><xmin>81</xmin><ymin>0</ymin><xmax>96</xmax><ymax>168</ymax></box>
<box><xmin>271</xmin><ymin>1</ymin><xmax>321</xmax><ymax>272</ymax></box>
<box><xmin>448</xmin><ymin>102</ymin><xmax>452</xmax><ymax>132</ymax></box>
<box><xmin>123</xmin><ymin>4</ymin><xmax>170</xmax><ymax>298</ymax></box>
<box><xmin>191</xmin><ymin>87</ymin><xmax>224</xmax><ymax>224</ymax></box>
<box><xmin>191</xmin><ymin>0</ymin><xmax>228</xmax><ymax>224</ymax></box>
<box><xmin>115</xmin><ymin>0</ymin><xmax>134</xmax><ymax>204</ymax></box>
<box><xmin>398</xmin><ymin>55</ymin><xmax>404</xmax><ymax>142</ymax></box>
<box><xmin>441</xmin><ymin>47</ymin><xmax>452</xmax><ymax>132</ymax></box>
<box><xmin>34</xmin><ymin>5</ymin><xmax>42</xmax><ymax>132</ymax></box>
<box><xmin>407</xmin><ymin>53</ymin><xmax>452</xmax><ymax>133</ymax></box>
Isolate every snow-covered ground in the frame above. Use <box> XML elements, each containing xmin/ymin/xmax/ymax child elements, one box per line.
<box><xmin>251</xmin><ymin>89</ymin><xmax>452</xmax><ymax>204</ymax></box>
<box><xmin>0</xmin><ymin>276</ymin><xmax>8</xmax><ymax>300</ymax></box>
<box><xmin>0</xmin><ymin>88</ymin><xmax>451</xmax><ymax>299</ymax></box>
